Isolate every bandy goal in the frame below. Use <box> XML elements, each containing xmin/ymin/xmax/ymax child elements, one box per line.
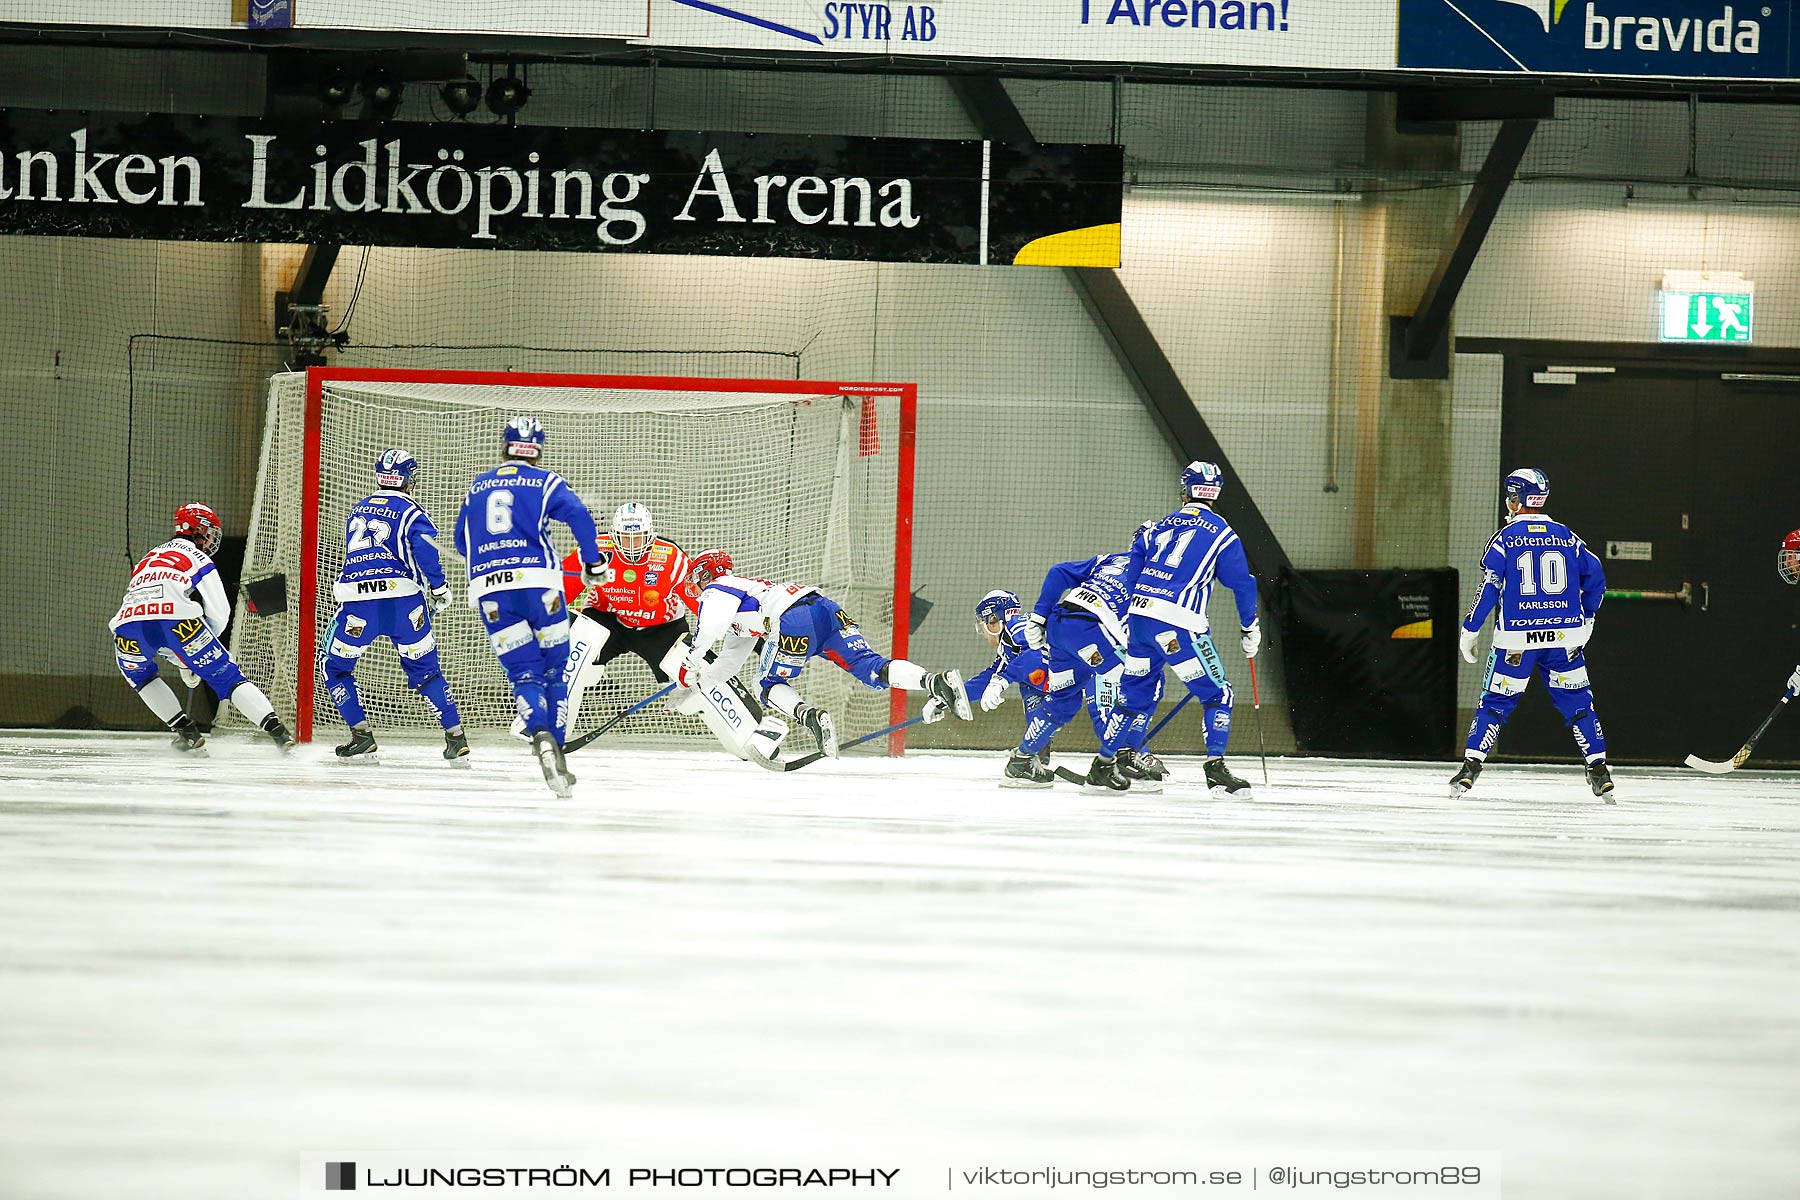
<box><xmin>231</xmin><ymin>368</ymin><xmax>917</xmax><ymax>751</ymax></box>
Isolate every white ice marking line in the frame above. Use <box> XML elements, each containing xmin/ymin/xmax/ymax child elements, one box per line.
<box><xmin>1440</xmin><ymin>0</ymin><xmax>1529</xmax><ymax>71</ymax></box>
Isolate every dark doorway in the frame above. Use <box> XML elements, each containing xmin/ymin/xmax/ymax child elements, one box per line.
<box><xmin>1497</xmin><ymin>349</ymin><xmax>1800</xmax><ymax>766</ymax></box>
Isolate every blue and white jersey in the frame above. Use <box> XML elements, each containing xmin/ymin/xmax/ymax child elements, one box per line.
<box><xmin>1127</xmin><ymin>502</ymin><xmax>1258</xmax><ymax>633</ymax></box>
<box><xmin>332</xmin><ymin>490</ymin><xmax>447</xmax><ymax>603</ymax></box>
<box><xmin>1033</xmin><ymin>554</ymin><xmax>1137</xmax><ymax>648</ymax></box>
<box><xmin>1464</xmin><ymin>512</ymin><xmax>1605</xmax><ymax>651</ymax></box>
<box><xmin>455</xmin><ymin>462</ymin><xmax>600</xmax><ymax>603</ymax></box>
<box><xmin>965</xmin><ymin>611</ymin><xmax>1050</xmax><ymax>699</ymax></box>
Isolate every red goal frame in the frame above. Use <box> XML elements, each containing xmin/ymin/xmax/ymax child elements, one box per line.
<box><xmin>293</xmin><ymin>367</ymin><xmax>919</xmax><ymax>751</ymax></box>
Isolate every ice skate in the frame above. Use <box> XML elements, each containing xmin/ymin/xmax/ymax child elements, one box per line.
<box><xmin>335</xmin><ymin>726</ymin><xmax>378</xmax><ymax>759</ymax></box>
<box><xmin>168</xmin><ymin>715</ymin><xmax>206</xmax><ymax>753</ymax></box>
<box><xmin>1000</xmin><ymin>752</ymin><xmax>1054</xmax><ymax>789</ymax></box>
<box><xmin>798</xmin><ymin>703</ymin><xmax>838</xmax><ymax>757</ymax></box>
<box><xmin>1586</xmin><ymin>760</ymin><xmax>1615</xmax><ymax>804</ymax></box>
<box><xmin>1449</xmin><ymin>757</ymin><xmax>1483</xmax><ymax>800</ymax></box>
<box><xmin>261</xmin><ymin>715</ymin><xmax>297</xmax><ymax>754</ymax></box>
<box><xmin>927</xmin><ymin>670</ymin><xmax>973</xmax><ymax>721</ymax></box>
<box><xmin>443</xmin><ymin>728</ymin><xmax>470</xmax><ymax>761</ymax></box>
<box><xmin>1082</xmin><ymin>755</ymin><xmax>1130</xmax><ymax>793</ymax></box>
<box><xmin>1204</xmin><ymin>756</ymin><xmax>1253</xmax><ymax>797</ymax></box>
<box><xmin>1116</xmin><ymin>747</ymin><xmax>1165</xmax><ymax>793</ymax></box>
<box><xmin>531</xmin><ymin>731</ymin><xmax>574</xmax><ymax>799</ymax></box>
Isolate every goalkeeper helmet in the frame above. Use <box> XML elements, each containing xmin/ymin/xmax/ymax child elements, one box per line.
<box><xmin>503</xmin><ymin>415</ymin><xmax>545</xmax><ymax>460</ymax></box>
<box><xmin>975</xmin><ymin>589</ymin><xmax>1021</xmax><ymax>637</ymax></box>
<box><xmin>375</xmin><ymin>448</ymin><xmax>419</xmax><ymax>491</ymax></box>
<box><xmin>174</xmin><ymin>501</ymin><xmax>223</xmax><ymax>555</ymax></box>
<box><xmin>689</xmin><ymin>548</ymin><xmax>733</xmax><ymax>589</ymax></box>
<box><xmin>1181</xmin><ymin>460</ymin><xmax>1223</xmax><ymax>503</ymax></box>
<box><xmin>1504</xmin><ymin>467</ymin><xmax>1550</xmax><ymax>511</ymax></box>
<box><xmin>1780</xmin><ymin>530</ymin><xmax>1800</xmax><ymax>586</ymax></box>
<box><xmin>612</xmin><ymin>502</ymin><xmax>655</xmax><ymax>563</ymax></box>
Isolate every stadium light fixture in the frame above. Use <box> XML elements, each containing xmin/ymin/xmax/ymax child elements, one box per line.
<box><xmin>486</xmin><ymin>73</ymin><xmax>531</xmax><ymax>118</ymax></box>
<box><xmin>360</xmin><ymin>67</ymin><xmax>403</xmax><ymax>121</ymax></box>
<box><xmin>441</xmin><ymin>77</ymin><xmax>482</xmax><ymax>118</ymax></box>
<box><xmin>318</xmin><ymin>72</ymin><xmax>354</xmax><ymax>109</ymax></box>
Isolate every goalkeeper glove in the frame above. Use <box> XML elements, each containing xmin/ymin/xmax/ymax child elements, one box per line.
<box><xmin>979</xmin><ymin>673</ymin><xmax>1008</xmax><ymax>712</ymax></box>
<box><xmin>430</xmin><ymin>585</ymin><xmax>452</xmax><ymax>616</ymax></box>
<box><xmin>1023</xmin><ymin>613</ymin><xmax>1048</xmax><ymax>650</ymax></box>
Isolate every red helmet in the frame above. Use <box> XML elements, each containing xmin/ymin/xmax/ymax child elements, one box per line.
<box><xmin>1780</xmin><ymin>530</ymin><xmax>1800</xmax><ymax>586</ymax></box>
<box><xmin>174</xmin><ymin>502</ymin><xmax>222</xmax><ymax>554</ymax></box>
<box><xmin>689</xmin><ymin>548</ymin><xmax>733</xmax><ymax>589</ymax></box>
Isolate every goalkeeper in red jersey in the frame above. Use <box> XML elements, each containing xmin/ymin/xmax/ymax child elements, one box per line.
<box><xmin>544</xmin><ymin>501</ymin><xmax>766</xmax><ymax>754</ymax></box>
<box><xmin>541</xmin><ymin>502</ymin><xmax>700</xmax><ymax>736</ymax></box>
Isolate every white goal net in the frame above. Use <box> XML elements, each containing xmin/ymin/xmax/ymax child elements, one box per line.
<box><xmin>230</xmin><ymin>369</ymin><xmax>914</xmax><ymax>747</ymax></box>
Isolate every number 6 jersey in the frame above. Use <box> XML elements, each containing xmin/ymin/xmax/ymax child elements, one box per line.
<box><xmin>1463</xmin><ymin>512</ymin><xmax>1606</xmax><ymax>651</ymax></box>
<box><xmin>455</xmin><ymin>461</ymin><xmax>600</xmax><ymax>603</ymax></box>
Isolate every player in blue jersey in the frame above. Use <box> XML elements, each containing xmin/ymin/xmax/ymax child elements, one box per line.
<box><xmin>1780</xmin><ymin>530</ymin><xmax>1800</xmax><ymax>698</ymax></box>
<box><xmin>923</xmin><ymin>590</ymin><xmax>1056</xmax><ymax>786</ymax></box>
<box><xmin>455</xmin><ymin>416</ymin><xmax>602</xmax><ymax>798</ymax></box>
<box><xmin>1452</xmin><ymin>468</ymin><xmax>1613</xmax><ymax>801</ymax></box>
<box><xmin>926</xmin><ymin>589</ymin><xmax>1129</xmax><ymax>788</ymax></box>
<box><xmin>110</xmin><ymin>502</ymin><xmax>294</xmax><ymax>753</ymax></box>
<box><xmin>319</xmin><ymin>449</ymin><xmax>468</xmax><ymax>761</ymax></box>
<box><xmin>1023</xmin><ymin>552</ymin><xmax>1139</xmax><ymax>791</ymax></box>
<box><xmin>1113</xmin><ymin>461</ymin><xmax>1262</xmax><ymax>797</ymax></box>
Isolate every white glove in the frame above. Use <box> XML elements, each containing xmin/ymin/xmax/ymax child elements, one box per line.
<box><xmin>1459</xmin><ymin>627</ymin><xmax>1480</xmax><ymax>664</ymax></box>
<box><xmin>674</xmin><ymin>652</ymin><xmax>704</xmax><ymax>692</ymax></box>
<box><xmin>979</xmin><ymin>673</ymin><xmax>1007</xmax><ymax>712</ymax></box>
<box><xmin>179</xmin><ymin>665</ymin><xmax>200</xmax><ymax>689</ymax></box>
<box><xmin>1240</xmin><ymin>620</ymin><xmax>1262</xmax><ymax>659</ymax></box>
<box><xmin>582</xmin><ymin>560</ymin><xmax>606</xmax><ymax>587</ymax></box>
<box><xmin>1023</xmin><ymin>613</ymin><xmax>1048</xmax><ymax>650</ymax></box>
<box><xmin>921</xmin><ymin>696</ymin><xmax>950</xmax><ymax>724</ymax></box>
<box><xmin>430</xmin><ymin>584</ymin><xmax>452</xmax><ymax>616</ymax></box>
<box><xmin>1787</xmin><ymin>664</ymin><xmax>1800</xmax><ymax>695</ymax></box>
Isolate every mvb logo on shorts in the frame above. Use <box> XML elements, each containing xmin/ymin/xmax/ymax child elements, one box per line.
<box><xmin>325</xmin><ymin>1161</ymin><xmax>356</xmax><ymax>1190</ymax></box>
<box><xmin>1398</xmin><ymin>0</ymin><xmax>1787</xmax><ymax>77</ymax></box>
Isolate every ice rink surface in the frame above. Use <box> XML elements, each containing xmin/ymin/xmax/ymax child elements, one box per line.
<box><xmin>0</xmin><ymin>731</ymin><xmax>1796</xmax><ymax>1200</ymax></box>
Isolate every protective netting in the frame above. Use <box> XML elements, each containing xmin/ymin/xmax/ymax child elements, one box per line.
<box><xmin>11</xmin><ymin>53</ymin><xmax>1800</xmax><ymax>757</ymax></box>
<box><xmin>229</xmin><ymin>372</ymin><xmax>904</xmax><ymax>744</ymax></box>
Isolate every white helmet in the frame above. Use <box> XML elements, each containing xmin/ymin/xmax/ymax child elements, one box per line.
<box><xmin>612</xmin><ymin>502</ymin><xmax>654</xmax><ymax>562</ymax></box>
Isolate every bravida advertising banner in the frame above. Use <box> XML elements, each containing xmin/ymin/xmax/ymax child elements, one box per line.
<box><xmin>0</xmin><ymin>113</ymin><xmax>1123</xmax><ymax>266</ymax></box>
<box><xmin>1398</xmin><ymin>0</ymin><xmax>1798</xmax><ymax>79</ymax></box>
<box><xmin>637</xmin><ymin>0</ymin><xmax>1397</xmax><ymax>70</ymax></box>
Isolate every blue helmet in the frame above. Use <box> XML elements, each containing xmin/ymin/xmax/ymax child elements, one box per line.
<box><xmin>1181</xmin><ymin>459</ymin><xmax>1224</xmax><ymax>502</ymax></box>
<box><xmin>1504</xmin><ymin>467</ymin><xmax>1549</xmax><ymax>510</ymax></box>
<box><xmin>374</xmin><ymin>448</ymin><xmax>418</xmax><ymax>490</ymax></box>
<box><xmin>975</xmin><ymin>589</ymin><xmax>1021</xmax><ymax>630</ymax></box>
<box><xmin>503</xmin><ymin>415</ymin><xmax>545</xmax><ymax>460</ymax></box>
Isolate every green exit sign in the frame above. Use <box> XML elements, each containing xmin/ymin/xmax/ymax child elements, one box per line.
<box><xmin>1659</xmin><ymin>289</ymin><xmax>1753</xmax><ymax>343</ymax></box>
